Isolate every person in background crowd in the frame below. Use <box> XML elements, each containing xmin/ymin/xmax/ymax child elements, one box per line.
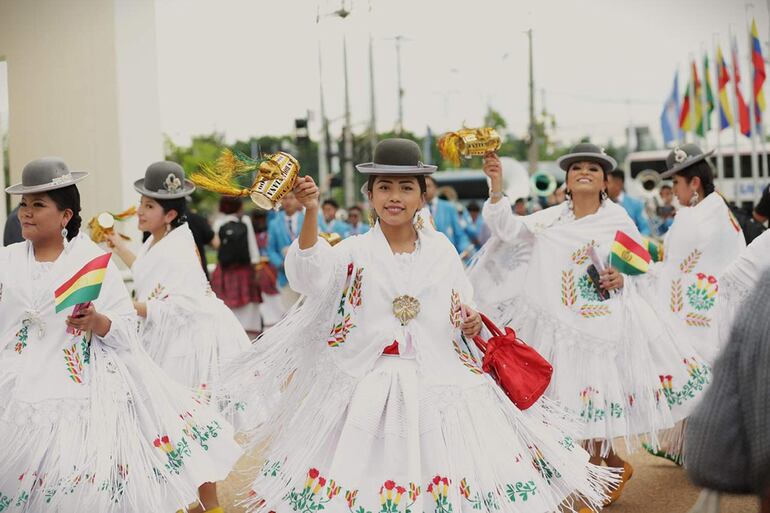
<box><xmin>267</xmin><ymin>191</ymin><xmax>304</xmax><ymax>311</ymax></box>
<box><xmin>753</xmin><ymin>182</ymin><xmax>770</xmax><ymax>225</ymax></box>
<box><xmin>211</xmin><ymin>196</ymin><xmax>262</xmax><ymax>338</ymax></box>
<box><xmin>346</xmin><ymin>204</ymin><xmax>370</xmax><ymax>235</ymax></box>
<box><xmin>549</xmin><ymin>183</ymin><xmax>567</xmax><ymax>206</ymax></box>
<box><xmin>319</xmin><ymin>198</ymin><xmax>351</xmax><ymax>238</ymax></box>
<box><xmin>425</xmin><ymin>175</ymin><xmax>470</xmax><ymax>253</ymax></box>
<box><xmin>607</xmin><ymin>169</ymin><xmax>651</xmax><ymax>235</ymax></box>
<box><xmin>464</xmin><ymin>201</ymin><xmax>490</xmax><ymax>248</ymax></box>
<box><xmin>251</xmin><ymin>210</ymin><xmax>281</xmax><ymax>328</ymax></box>
<box><xmin>185</xmin><ymin>195</ymin><xmax>216</xmax><ymax>280</ymax></box>
<box><xmin>513</xmin><ymin>197</ymin><xmax>528</xmax><ymax>216</ymax></box>
<box><xmin>3</xmin><ymin>204</ymin><xmax>22</xmax><ymax>246</ymax></box>
<box><xmin>656</xmin><ymin>183</ymin><xmax>676</xmax><ymax>235</ymax></box>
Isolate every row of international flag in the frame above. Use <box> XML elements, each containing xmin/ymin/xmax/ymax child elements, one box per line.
<box><xmin>661</xmin><ymin>19</ymin><xmax>766</xmax><ymax>145</ymax></box>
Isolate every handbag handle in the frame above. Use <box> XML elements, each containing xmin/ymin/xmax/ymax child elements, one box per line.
<box><xmin>472</xmin><ymin>312</ymin><xmax>509</xmax><ymax>354</ymax></box>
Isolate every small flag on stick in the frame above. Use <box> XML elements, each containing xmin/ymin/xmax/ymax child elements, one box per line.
<box><xmin>54</xmin><ymin>253</ymin><xmax>111</xmax><ymax>313</ymax></box>
<box><xmin>610</xmin><ymin>231</ymin><xmax>652</xmax><ymax>275</ymax></box>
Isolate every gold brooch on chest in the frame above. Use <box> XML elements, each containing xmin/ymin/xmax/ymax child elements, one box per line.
<box><xmin>393</xmin><ymin>295</ymin><xmax>420</xmax><ymax>326</ymax></box>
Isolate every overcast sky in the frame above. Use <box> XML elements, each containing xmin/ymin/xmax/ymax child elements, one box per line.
<box><xmin>2</xmin><ymin>0</ymin><xmax>768</xmax><ymax>151</ymax></box>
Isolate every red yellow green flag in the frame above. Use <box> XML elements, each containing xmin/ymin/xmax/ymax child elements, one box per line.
<box><xmin>54</xmin><ymin>253</ymin><xmax>111</xmax><ymax>313</ymax></box>
<box><xmin>610</xmin><ymin>231</ymin><xmax>652</xmax><ymax>275</ymax></box>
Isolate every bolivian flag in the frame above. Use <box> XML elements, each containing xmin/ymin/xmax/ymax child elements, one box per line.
<box><xmin>610</xmin><ymin>231</ymin><xmax>651</xmax><ymax>275</ymax></box>
<box><xmin>54</xmin><ymin>253</ymin><xmax>111</xmax><ymax>313</ymax></box>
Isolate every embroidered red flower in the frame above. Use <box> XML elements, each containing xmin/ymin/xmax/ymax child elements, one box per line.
<box><xmin>318</xmin><ymin>477</ymin><xmax>326</xmax><ymax>487</ymax></box>
<box><xmin>697</xmin><ymin>272</ymin><xmax>706</xmax><ymax>280</ymax></box>
<box><xmin>708</xmin><ymin>275</ymin><xmax>717</xmax><ymax>284</ymax></box>
<box><xmin>308</xmin><ymin>468</ymin><xmax>320</xmax><ymax>479</ymax></box>
<box><xmin>384</xmin><ymin>480</ymin><xmax>396</xmax><ymax>491</ymax></box>
<box><xmin>432</xmin><ymin>476</ymin><xmax>441</xmax><ymax>485</ymax></box>
<box><xmin>396</xmin><ymin>486</ymin><xmax>406</xmax><ymax>495</ymax></box>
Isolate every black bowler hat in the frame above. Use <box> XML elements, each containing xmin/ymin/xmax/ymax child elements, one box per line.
<box><xmin>556</xmin><ymin>143</ymin><xmax>617</xmax><ymax>174</ymax></box>
<box><xmin>356</xmin><ymin>138</ymin><xmax>437</xmax><ymax>175</ymax></box>
<box><xmin>134</xmin><ymin>161</ymin><xmax>196</xmax><ymax>199</ymax></box>
<box><xmin>660</xmin><ymin>144</ymin><xmax>715</xmax><ymax>179</ymax></box>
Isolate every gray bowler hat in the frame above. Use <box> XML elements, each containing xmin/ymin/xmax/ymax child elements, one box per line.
<box><xmin>134</xmin><ymin>161</ymin><xmax>195</xmax><ymax>199</ymax></box>
<box><xmin>5</xmin><ymin>157</ymin><xmax>89</xmax><ymax>194</ymax></box>
<box><xmin>356</xmin><ymin>138</ymin><xmax>437</xmax><ymax>175</ymax></box>
<box><xmin>556</xmin><ymin>143</ymin><xmax>617</xmax><ymax>174</ymax></box>
<box><xmin>660</xmin><ymin>144</ymin><xmax>715</xmax><ymax>179</ymax></box>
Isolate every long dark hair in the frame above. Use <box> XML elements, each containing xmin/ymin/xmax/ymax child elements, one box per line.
<box><xmin>47</xmin><ymin>185</ymin><xmax>82</xmax><ymax>241</ymax></box>
<box><xmin>155</xmin><ymin>196</ymin><xmax>188</xmax><ymax>228</ymax></box>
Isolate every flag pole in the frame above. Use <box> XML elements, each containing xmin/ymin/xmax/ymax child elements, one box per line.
<box><xmin>749</xmin><ymin>17</ymin><xmax>761</xmax><ymax>202</ymax></box>
<box><xmin>700</xmin><ymin>44</ymin><xmax>709</xmax><ymax>149</ymax></box>
<box><xmin>689</xmin><ymin>54</ymin><xmax>697</xmax><ymax>144</ymax></box>
<box><xmin>730</xmin><ymin>28</ymin><xmax>743</xmax><ymax>201</ymax></box>
<box><xmin>677</xmin><ymin>64</ymin><xmax>685</xmax><ymax>145</ymax></box>
<box><xmin>714</xmin><ymin>35</ymin><xmax>725</xmax><ymax>188</ymax></box>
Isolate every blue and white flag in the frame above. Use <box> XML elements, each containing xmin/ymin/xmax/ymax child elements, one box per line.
<box><xmin>661</xmin><ymin>72</ymin><xmax>683</xmax><ymax>146</ymax></box>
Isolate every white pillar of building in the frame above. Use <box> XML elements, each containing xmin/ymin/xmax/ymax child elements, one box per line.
<box><xmin>0</xmin><ymin>0</ymin><xmax>163</xmax><ymax>222</ymax></box>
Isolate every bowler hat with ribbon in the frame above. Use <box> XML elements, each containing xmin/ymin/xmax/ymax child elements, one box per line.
<box><xmin>660</xmin><ymin>143</ymin><xmax>715</xmax><ymax>179</ymax></box>
<box><xmin>556</xmin><ymin>143</ymin><xmax>617</xmax><ymax>174</ymax></box>
<box><xmin>6</xmin><ymin>157</ymin><xmax>89</xmax><ymax>194</ymax></box>
<box><xmin>134</xmin><ymin>161</ymin><xmax>196</xmax><ymax>199</ymax></box>
<box><xmin>356</xmin><ymin>138</ymin><xmax>437</xmax><ymax>175</ymax></box>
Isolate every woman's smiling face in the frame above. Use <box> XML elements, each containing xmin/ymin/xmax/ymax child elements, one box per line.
<box><xmin>566</xmin><ymin>160</ymin><xmax>606</xmax><ymax>196</ymax></box>
<box><xmin>368</xmin><ymin>175</ymin><xmax>425</xmax><ymax>227</ymax></box>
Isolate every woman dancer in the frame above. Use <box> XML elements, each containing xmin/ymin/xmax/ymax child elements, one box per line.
<box><xmin>220</xmin><ymin>139</ymin><xmax>616</xmax><ymax>513</ymax></box>
<box><xmin>106</xmin><ymin>161</ymin><xmax>251</xmax><ymax>513</ymax></box>
<box><xmin>469</xmin><ymin>143</ymin><xmax>712</xmax><ymax>505</ymax></box>
<box><xmin>0</xmin><ymin>157</ymin><xmax>241</xmax><ymax>512</ymax></box>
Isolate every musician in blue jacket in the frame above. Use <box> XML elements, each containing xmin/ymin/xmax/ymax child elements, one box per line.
<box><xmin>425</xmin><ymin>175</ymin><xmax>470</xmax><ymax>254</ymax></box>
<box><xmin>267</xmin><ymin>191</ymin><xmax>304</xmax><ymax>309</ymax></box>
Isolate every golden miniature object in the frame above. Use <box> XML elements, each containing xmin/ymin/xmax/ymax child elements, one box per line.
<box><xmin>438</xmin><ymin>127</ymin><xmax>502</xmax><ymax>166</ymax></box>
<box><xmin>319</xmin><ymin>232</ymin><xmax>343</xmax><ymax>246</ymax></box>
<box><xmin>393</xmin><ymin>295</ymin><xmax>420</xmax><ymax>326</ymax></box>
<box><xmin>88</xmin><ymin>206</ymin><xmax>136</xmax><ymax>243</ymax></box>
<box><xmin>190</xmin><ymin>149</ymin><xmax>300</xmax><ymax>211</ymax></box>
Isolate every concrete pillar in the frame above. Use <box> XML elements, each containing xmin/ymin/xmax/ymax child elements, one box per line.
<box><xmin>0</xmin><ymin>0</ymin><xmax>163</xmax><ymax>225</ymax></box>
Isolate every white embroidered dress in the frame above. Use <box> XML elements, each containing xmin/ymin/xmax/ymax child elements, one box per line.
<box><xmin>636</xmin><ymin>192</ymin><xmax>746</xmax><ymax>363</ymax></box>
<box><xmin>469</xmin><ymin>199</ymin><xmax>712</xmax><ymax>451</ymax></box>
<box><xmin>0</xmin><ymin>234</ymin><xmax>241</xmax><ymax>512</ymax></box>
<box><xmin>131</xmin><ymin>223</ymin><xmax>251</xmax><ymax>399</ymax></box>
<box><xmin>222</xmin><ymin>223</ymin><xmax>616</xmax><ymax>513</ymax></box>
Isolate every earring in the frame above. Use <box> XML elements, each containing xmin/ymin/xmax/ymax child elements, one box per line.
<box><xmin>165</xmin><ymin>223</ymin><xmax>172</xmax><ymax>235</ymax></box>
<box><xmin>414</xmin><ymin>213</ymin><xmax>425</xmax><ymax>231</ymax></box>
<box><xmin>689</xmin><ymin>191</ymin><xmax>700</xmax><ymax>206</ymax></box>
<box><xmin>367</xmin><ymin>210</ymin><xmax>377</xmax><ymax>226</ymax></box>
<box><xmin>601</xmin><ymin>190</ymin><xmax>608</xmax><ymax>202</ymax></box>
<box><xmin>61</xmin><ymin>227</ymin><xmax>69</xmax><ymax>248</ymax></box>
<box><xmin>565</xmin><ymin>190</ymin><xmax>574</xmax><ymax>211</ymax></box>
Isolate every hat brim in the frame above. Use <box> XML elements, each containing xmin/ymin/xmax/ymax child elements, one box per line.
<box><xmin>355</xmin><ymin>163</ymin><xmax>438</xmax><ymax>175</ymax></box>
<box><xmin>134</xmin><ymin>178</ymin><xmax>196</xmax><ymax>199</ymax></box>
<box><xmin>557</xmin><ymin>153</ymin><xmax>616</xmax><ymax>174</ymax></box>
<box><xmin>660</xmin><ymin>149</ymin><xmax>715</xmax><ymax>179</ymax></box>
<box><xmin>5</xmin><ymin>171</ymin><xmax>89</xmax><ymax>194</ymax></box>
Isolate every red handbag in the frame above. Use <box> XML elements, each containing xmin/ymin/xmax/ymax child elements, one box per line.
<box><xmin>472</xmin><ymin>313</ymin><xmax>553</xmax><ymax>410</ymax></box>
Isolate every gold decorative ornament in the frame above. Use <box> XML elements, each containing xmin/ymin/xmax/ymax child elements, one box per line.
<box><xmin>190</xmin><ymin>149</ymin><xmax>300</xmax><ymax>211</ymax></box>
<box><xmin>87</xmin><ymin>206</ymin><xmax>136</xmax><ymax>243</ymax></box>
<box><xmin>393</xmin><ymin>295</ymin><xmax>420</xmax><ymax>326</ymax></box>
<box><xmin>319</xmin><ymin>232</ymin><xmax>343</xmax><ymax>246</ymax></box>
<box><xmin>438</xmin><ymin>127</ymin><xmax>502</xmax><ymax>166</ymax></box>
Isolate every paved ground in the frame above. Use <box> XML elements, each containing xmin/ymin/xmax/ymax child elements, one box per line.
<box><xmin>217</xmin><ymin>447</ymin><xmax>759</xmax><ymax>513</ymax></box>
